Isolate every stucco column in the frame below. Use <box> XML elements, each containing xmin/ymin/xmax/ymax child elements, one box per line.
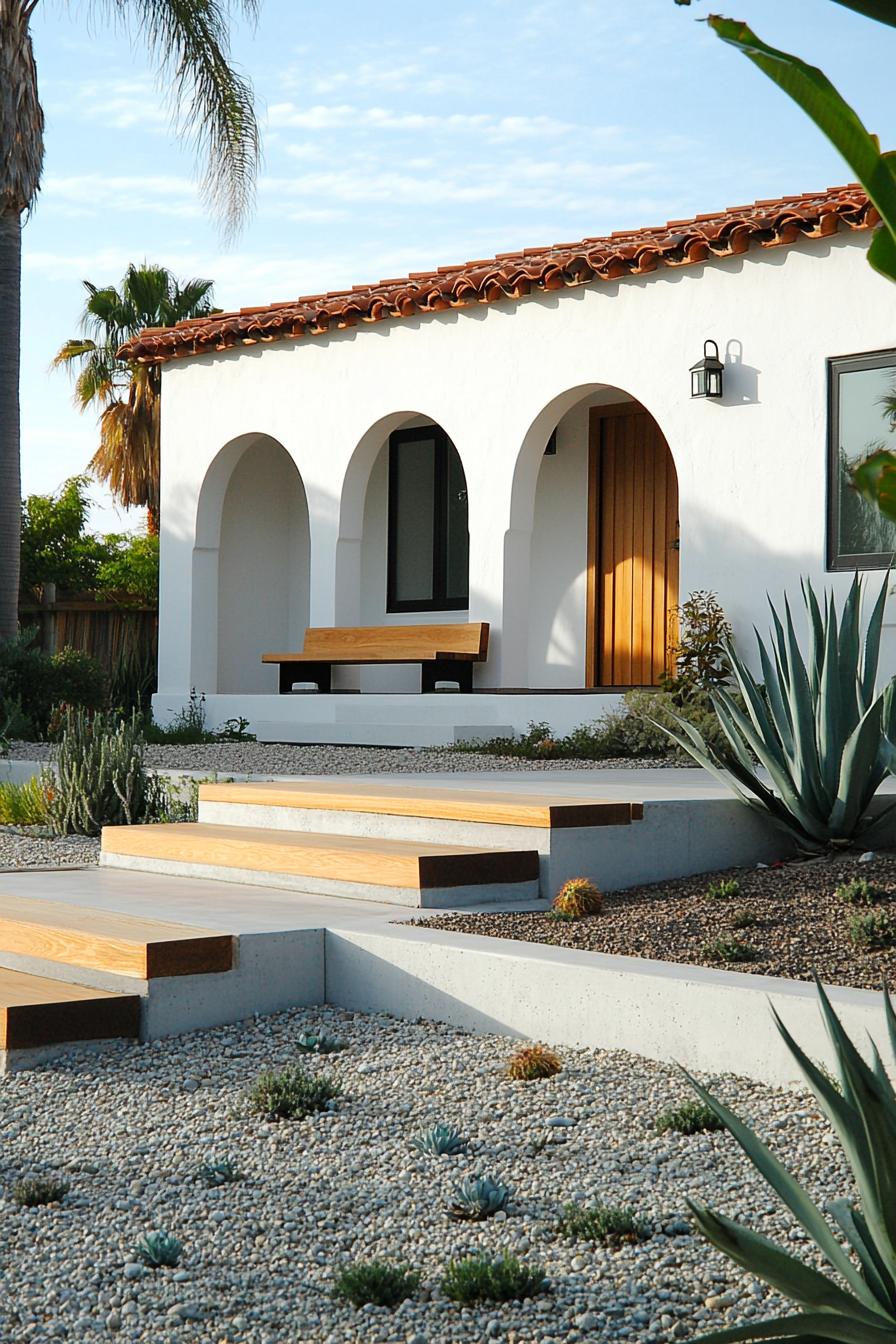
<box><xmin>464</xmin><ymin>458</ymin><xmax>519</xmax><ymax>690</ymax></box>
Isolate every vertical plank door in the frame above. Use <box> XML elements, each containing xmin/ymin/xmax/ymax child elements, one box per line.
<box><xmin>586</xmin><ymin>406</ymin><xmax>679</xmax><ymax>687</ymax></box>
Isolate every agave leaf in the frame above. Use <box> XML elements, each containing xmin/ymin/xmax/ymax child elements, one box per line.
<box><xmin>801</xmin><ymin>576</ymin><xmax>825</xmax><ymax>701</ymax></box>
<box><xmin>781</xmin><ymin>596</ymin><xmax>829</xmax><ymax>815</ymax></box>
<box><xmin>885</xmin><ymin>984</ymin><xmax>896</xmax><ymax>1071</ymax></box>
<box><xmin>712</xmin><ymin>688</ymin><xmax>823</xmax><ymax>833</ymax></box>
<box><xmin>817</xmin><ymin>592</ymin><xmax>846</xmax><ymax>803</ymax></box>
<box><xmin>757</xmin><ymin>633</ymin><xmax>795</xmax><ymax>757</ymax></box>
<box><xmin>686</xmin><ymin>1200</ymin><xmax>886</xmax><ymax>1326</ymax></box>
<box><xmin>860</xmin><ymin>573</ymin><xmax>889</xmax><ymax>707</ymax></box>
<box><xmin>691</xmin><ymin>1315</ymin><xmax>881</xmax><ymax>1343</ymax></box>
<box><xmin>769</xmin><ymin>601</ymin><xmax>792</xmax><ymax>692</ymax></box>
<box><xmin>828</xmin><ymin>699</ymin><xmax>887</xmax><ymax>837</ymax></box>
<box><xmin>679</xmin><ymin>1070</ymin><xmax>880</xmax><ymax>1308</ymax></box>
<box><xmin>835</xmin><ymin>575</ymin><xmax>862</xmax><ymax>726</ymax></box>
<box><xmin>826</xmin><ymin>1199</ymin><xmax>896</xmax><ymax>1315</ymax></box>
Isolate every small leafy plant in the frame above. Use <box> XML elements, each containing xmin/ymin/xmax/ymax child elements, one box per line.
<box><xmin>0</xmin><ymin>776</ymin><xmax>50</xmax><ymax>826</ymax></box>
<box><xmin>196</xmin><ymin>1157</ymin><xmax>241</xmax><ymax>1187</ymax></box>
<box><xmin>558</xmin><ymin>1201</ymin><xmax>650</xmax><ymax>1246</ymax></box>
<box><xmin>332</xmin><ymin>1259</ymin><xmax>420</xmax><ymax>1309</ymax></box>
<box><xmin>702</xmin><ymin>933</ymin><xmax>759</xmax><ymax>964</ymax></box>
<box><xmin>706</xmin><ymin>877</ymin><xmax>740</xmax><ymax>900</ymax></box>
<box><xmin>847</xmin><ymin>909</ymin><xmax>896</xmax><ymax>950</ymax></box>
<box><xmin>12</xmin><ymin>1175</ymin><xmax>69</xmax><ymax>1207</ymax></box>
<box><xmin>731</xmin><ymin>907</ymin><xmax>759</xmax><ymax>929</ymax></box>
<box><xmin>655</xmin><ymin>1100</ymin><xmax>725</xmax><ymax>1136</ymax></box>
<box><xmin>247</xmin><ymin>1066</ymin><xmax>341</xmax><ymax>1121</ymax></box>
<box><xmin>448</xmin><ymin>1176</ymin><xmax>511</xmax><ymax>1222</ymax></box>
<box><xmin>506</xmin><ymin>1043</ymin><xmax>562</xmax><ymax>1081</ymax></box>
<box><xmin>296</xmin><ymin>1031</ymin><xmax>347</xmax><ymax>1055</ymax></box>
<box><xmin>441</xmin><ymin>1251</ymin><xmax>548</xmax><ymax>1304</ymax></box>
<box><xmin>551</xmin><ymin>878</ymin><xmax>603</xmax><ymax>920</ymax></box>
<box><xmin>410</xmin><ymin>1124</ymin><xmax>467</xmax><ymax>1157</ymax></box>
<box><xmin>134</xmin><ymin>1230</ymin><xmax>182</xmax><ymax>1268</ymax></box>
<box><xmin>835</xmin><ymin>877</ymin><xmax>883</xmax><ymax>906</ymax></box>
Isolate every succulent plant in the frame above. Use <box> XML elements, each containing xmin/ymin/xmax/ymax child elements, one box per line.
<box><xmin>506</xmin><ymin>1043</ymin><xmax>562</xmax><ymax>1081</ymax></box>
<box><xmin>410</xmin><ymin>1124</ymin><xmax>467</xmax><ymax>1157</ymax></box>
<box><xmin>706</xmin><ymin>877</ymin><xmax>740</xmax><ymax>900</ymax></box>
<box><xmin>296</xmin><ymin>1031</ymin><xmax>346</xmax><ymax>1054</ymax></box>
<box><xmin>12</xmin><ymin>1175</ymin><xmax>69</xmax><ymax>1207</ymax></box>
<box><xmin>834</xmin><ymin>877</ymin><xmax>882</xmax><ymax>905</ymax></box>
<box><xmin>441</xmin><ymin>1251</ymin><xmax>548</xmax><ymax>1303</ymax></box>
<box><xmin>552</xmin><ymin>877</ymin><xmax>603</xmax><ymax>919</ymax></box>
<box><xmin>134</xmin><ymin>1230</ymin><xmax>183</xmax><ymax>1268</ymax></box>
<box><xmin>558</xmin><ymin>1201</ymin><xmax>650</xmax><ymax>1245</ymax></box>
<box><xmin>447</xmin><ymin>1175</ymin><xmax>511</xmax><ymax>1222</ymax></box>
<box><xmin>847</xmin><ymin>908</ymin><xmax>896</xmax><ymax>950</ymax></box>
<box><xmin>333</xmin><ymin>1259</ymin><xmax>420</xmax><ymax>1309</ymax></box>
<box><xmin>246</xmin><ymin>1066</ymin><xmax>341</xmax><ymax>1121</ymax></box>
<box><xmin>196</xmin><ymin>1156</ymin><xmax>241</xmax><ymax>1186</ymax></box>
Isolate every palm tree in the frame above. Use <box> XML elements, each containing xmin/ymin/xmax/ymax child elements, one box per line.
<box><xmin>53</xmin><ymin>265</ymin><xmax>217</xmax><ymax>533</ymax></box>
<box><xmin>0</xmin><ymin>1</ymin><xmax>260</xmax><ymax>641</ymax></box>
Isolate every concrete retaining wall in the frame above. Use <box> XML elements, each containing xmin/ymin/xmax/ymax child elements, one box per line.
<box><xmin>325</xmin><ymin>921</ymin><xmax>887</xmax><ymax>1086</ymax></box>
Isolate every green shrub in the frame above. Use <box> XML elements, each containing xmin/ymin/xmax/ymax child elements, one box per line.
<box><xmin>19</xmin><ymin>477</ymin><xmax>108</xmax><ymax>597</ymax></box>
<box><xmin>95</xmin><ymin>533</ymin><xmax>159</xmax><ymax>604</ymax></box>
<box><xmin>45</xmin><ymin>707</ymin><xmax>163</xmax><ymax>836</ymax></box>
<box><xmin>834</xmin><ymin>877</ymin><xmax>882</xmax><ymax>905</ymax></box>
<box><xmin>702</xmin><ymin>933</ymin><xmax>759</xmax><ymax>964</ymax></box>
<box><xmin>706</xmin><ymin>878</ymin><xmax>740</xmax><ymax>900</ymax></box>
<box><xmin>655</xmin><ymin>1100</ymin><xmax>725</xmax><ymax>1136</ymax></box>
<box><xmin>0</xmin><ymin>631</ymin><xmax>107</xmax><ymax>739</ymax></box>
<box><xmin>664</xmin><ymin>590</ymin><xmax>733</xmax><ymax>695</ymax></box>
<box><xmin>134</xmin><ymin>1230</ymin><xmax>182</xmax><ymax>1268</ymax></box>
<box><xmin>731</xmin><ymin>907</ymin><xmax>759</xmax><ymax>929</ymax></box>
<box><xmin>682</xmin><ymin>980</ymin><xmax>896</xmax><ymax>1344</ymax></box>
<box><xmin>143</xmin><ymin>689</ymin><xmax>211</xmax><ymax>744</ymax></box>
<box><xmin>12</xmin><ymin>1175</ymin><xmax>69</xmax><ymax>1207</ymax></box>
<box><xmin>557</xmin><ymin>1201</ymin><xmax>650</xmax><ymax>1245</ymax></box>
<box><xmin>0</xmin><ymin>776</ymin><xmax>50</xmax><ymax>825</ymax></box>
<box><xmin>847</xmin><ymin>909</ymin><xmax>896</xmax><ymax>950</ymax></box>
<box><xmin>246</xmin><ymin>1066</ymin><xmax>341</xmax><ymax>1121</ymax></box>
<box><xmin>441</xmin><ymin>1252</ymin><xmax>548</xmax><ymax>1305</ymax></box>
<box><xmin>333</xmin><ymin>1260</ymin><xmax>420</xmax><ymax>1309</ymax></box>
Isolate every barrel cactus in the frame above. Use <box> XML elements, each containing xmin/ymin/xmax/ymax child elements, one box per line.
<box><xmin>552</xmin><ymin>878</ymin><xmax>603</xmax><ymax>919</ymax></box>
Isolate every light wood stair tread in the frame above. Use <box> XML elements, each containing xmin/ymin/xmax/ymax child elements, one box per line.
<box><xmin>0</xmin><ymin>967</ymin><xmax>141</xmax><ymax>1051</ymax></box>
<box><xmin>102</xmin><ymin>823</ymin><xmax>539</xmax><ymax>890</ymax></box>
<box><xmin>199</xmin><ymin>780</ymin><xmax>641</xmax><ymax>828</ymax></box>
<box><xmin>0</xmin><ymin>894</ymin><xmax>233</xmax><ymax>979</ymax></box>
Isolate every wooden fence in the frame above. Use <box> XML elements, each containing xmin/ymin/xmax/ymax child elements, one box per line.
<box><xmin>18</xmin><ymin>593</ymin><xmax>158</xmax><ymax>678</ymax></box>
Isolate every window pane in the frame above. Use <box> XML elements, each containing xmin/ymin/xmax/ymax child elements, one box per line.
<box><xmin>392</xmin><ymin>437</ymin><xmax>435</xmax><ymax>603</ymax></box>
<box><xmin>835</xmin><ymin>361</ymin><xmax>896</xmax><ymax>561</ymax></box>
<box><xmin>445</xmin><ymin>443</ymin><xmax>469</xmax><ymax>603</ymax></box>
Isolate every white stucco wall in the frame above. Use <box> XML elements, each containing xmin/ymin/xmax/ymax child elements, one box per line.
<box><xmin>155</xmin><ymin>229</ymin><xmax>896</xmax><ymax>713</ymax></box>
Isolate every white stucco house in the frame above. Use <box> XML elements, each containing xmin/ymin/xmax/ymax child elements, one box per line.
<box><xmin>124</xmin><ymin>183</ymin><xmax>896</xmax><ymax>745</ymax></box>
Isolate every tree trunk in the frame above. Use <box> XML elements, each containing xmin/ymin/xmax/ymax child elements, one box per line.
<box><xmin>0</xmin><ymin>208</ymin><xmax>22</xmax><ymax>641</ymax></box>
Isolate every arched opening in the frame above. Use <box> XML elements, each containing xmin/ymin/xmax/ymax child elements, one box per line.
<box><xmin>336</xmin><ymin>412</ymin><xmax>470</xmax><ymax>691</ymax></box>
<box><xmin>513</xmin><ymin>387</ymin><xmax>678</xmax><ymax>689</ymax></box>
<box><xmin>192</xmin><ymin>434</ymin><xmax>310</xmax><ymax>694</ymax></box>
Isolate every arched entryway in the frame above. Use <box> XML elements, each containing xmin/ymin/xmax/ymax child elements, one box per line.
<box><xmin>514</xmin><ymin>388</ymin><xmax>678</xmax><ymax>688</ymax></box>
<box><xmin>193</xmin><ymin>434</ymin><xmax>310</xmax><ymax>693</ymax></box>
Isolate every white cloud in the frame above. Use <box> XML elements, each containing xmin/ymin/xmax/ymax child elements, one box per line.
<box><xmin>40</xmin><ymin>174</ymin><xmax>201</xmax><ymax>218</ymax></box>
<box><xmin>47</xmin><ymin>78</ymin><xmax>169</xmax><ymax>131</ymax></box>
<box><xmin>269</xmin><ymin>101</ymin><xmax>586</xmax><ymax>141</ymax></box>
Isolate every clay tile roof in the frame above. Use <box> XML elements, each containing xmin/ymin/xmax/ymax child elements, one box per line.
<box><xmin>120</xmin><ymin>184</ymin><xmax>875</xmax><ymax>365</ymax></box>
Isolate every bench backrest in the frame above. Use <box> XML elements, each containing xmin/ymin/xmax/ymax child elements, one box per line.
<box><xmin>302</xmin><ymin>623</ymin><xmax>489</xmax><ymax>660</ymax></box>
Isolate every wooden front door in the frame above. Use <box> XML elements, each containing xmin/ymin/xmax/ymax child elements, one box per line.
<box><xmin>586</xmin><ymin>405</ymin><xmax>679</xmax><ymax>687</ymax></box>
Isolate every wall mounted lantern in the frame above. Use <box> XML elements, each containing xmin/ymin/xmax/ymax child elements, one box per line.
<box><xmin>690</xmin><ymin>339</ymin><xmax>724</xmax><ymax>399</ymax></box>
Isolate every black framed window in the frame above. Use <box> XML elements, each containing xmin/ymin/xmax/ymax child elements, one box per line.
<box><xmin>387</xmin><ymin>426</ymin><xmax>469</xmax><ymax>612</ymax></box>
<box><xmin>828</xmin><ymin>349</ymin><xmax>896</xmax><ymax>569</ymax></box>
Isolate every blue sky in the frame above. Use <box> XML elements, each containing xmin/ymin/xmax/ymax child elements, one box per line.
<box><xmin>22</xmin><ymin>0</ymin><xmax>895</xmax><ymax>530</ymax></box>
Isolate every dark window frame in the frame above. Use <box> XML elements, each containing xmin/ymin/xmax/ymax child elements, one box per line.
<box><xmin>827</xmin><ymin>347</ymin><xmax>896</xmax><ymax>572</ymax></box>
<box><xmin>386</xmin><ymin>425</ymin><xmax>470</xmax><ymax>613</ymax></box>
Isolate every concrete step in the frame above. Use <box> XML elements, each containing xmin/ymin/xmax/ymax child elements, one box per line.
<box><xmin>100</xmin><ymin>822</ymin><xmax>541</xmax><ymax>908</ymax></box>
<box><xmin>0</xmin><ymin>966</ymin><xmax>141</xmax><ymax>1062</ymax></box>
<box><xmin>0</xmin><ymin>893</ymin><xmax>233</xmax><ymax>981</ymax></box>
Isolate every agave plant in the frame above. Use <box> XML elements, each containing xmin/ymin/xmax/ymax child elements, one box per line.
<box><xmin>196</xmin><ymin>1156</ymin><xmax>241</xmax><ymax>1187</ymax></box>
<box><xmin>295</xmin><ymin>1031</ymin><xmax>346</xmax><ymax>1055</ymax></box>
<box><xmin>683</xmin><ymin>978</ymin><xmax>896</xmax><ymax>1343</ymax></box>
<box><xmin>659</xmin><ymin>574</ymin><xmax>896</xmax><ymax>851</ymax></box>
<box><xmin>448</xmin><ymin>1176</ymin><xmax>511</xmax><ymax>1222</ymax></box>
<box><xmin>410</xmin><ymin>1124</ymin><xmax>467</xmax><ymax>1157</ymax></box>
<box><xmin>134</xmin><ymin>1230</ymin><xmax>183</xmax><ymax>1269</ymax></box>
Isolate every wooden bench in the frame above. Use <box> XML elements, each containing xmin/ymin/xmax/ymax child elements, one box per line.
<box><xmin>262</xmin><ymin>623</ymin><xmax>489</xmax><ymax>694</ymax></box>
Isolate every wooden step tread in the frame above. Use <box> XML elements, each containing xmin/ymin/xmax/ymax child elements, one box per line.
<box><xmin>0</xmin><ymin>967</ymin><xmax>141</xmax><ymax>1052</ymax></box>
<box><xmin>101</xmin><ymin>823</ymin><xmax>539</xmax><ymax>890</ymax></box>
<box><xmin>0</xmin><ymin>894</ymin><xmax>233</xmax><ymax>980</ymax></box>
<box><xmin>199</xmin><ymin>780</ymin><xmax>641</xmax><ymax>829</ymax></box>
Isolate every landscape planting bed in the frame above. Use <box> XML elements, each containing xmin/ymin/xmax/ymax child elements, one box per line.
<box><xmin>411</xmin><ymin>851</ymin><xmax>896</xmax><ymax>992</ymax></box>
<box><xmin>1</xmin><ymin>1005</ymin><xmax>833</xmax><ymax>1344</ymax></box>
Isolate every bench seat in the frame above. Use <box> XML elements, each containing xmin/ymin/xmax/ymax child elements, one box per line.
<box><xmin>262</xmin><ymin>623</ymin><xmax>489</xmax><ymax>693</ymax></box>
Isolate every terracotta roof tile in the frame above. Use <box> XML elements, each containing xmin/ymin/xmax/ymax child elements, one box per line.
<box><xmin>120</xmin><ymin>184</ymin><xmax>875</xmax><ymax>365</ymax></box>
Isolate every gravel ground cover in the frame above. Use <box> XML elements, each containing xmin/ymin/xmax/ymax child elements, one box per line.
<box><xmin>0</xmin><ymin>1005</ymin><xmax>841</xmax><ymax>1344</ymax></box>
<box><xmin>6</xmin><ymin>741</ymin><xmax>683</xmax><ymax>774</ymax></box>
<box><xmin>0</xmin><ymin>826</ymin><xmax>99</xmax><ymax>870</ymax></box>
<box><xmin>411</xmin><ymin>852</ymin><xmax>896</xmax><ymax>992</ymax></box>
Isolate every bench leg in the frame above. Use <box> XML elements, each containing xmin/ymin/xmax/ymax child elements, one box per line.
<box><xmin>279</xmin><ymin>662</ymin><xmax>332</xmax><ymax>693</ymax></box>
<box><xmin>422</xmin><ymin>660</ymin><xmax>473</xmax><ymax>693</ymax></box>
